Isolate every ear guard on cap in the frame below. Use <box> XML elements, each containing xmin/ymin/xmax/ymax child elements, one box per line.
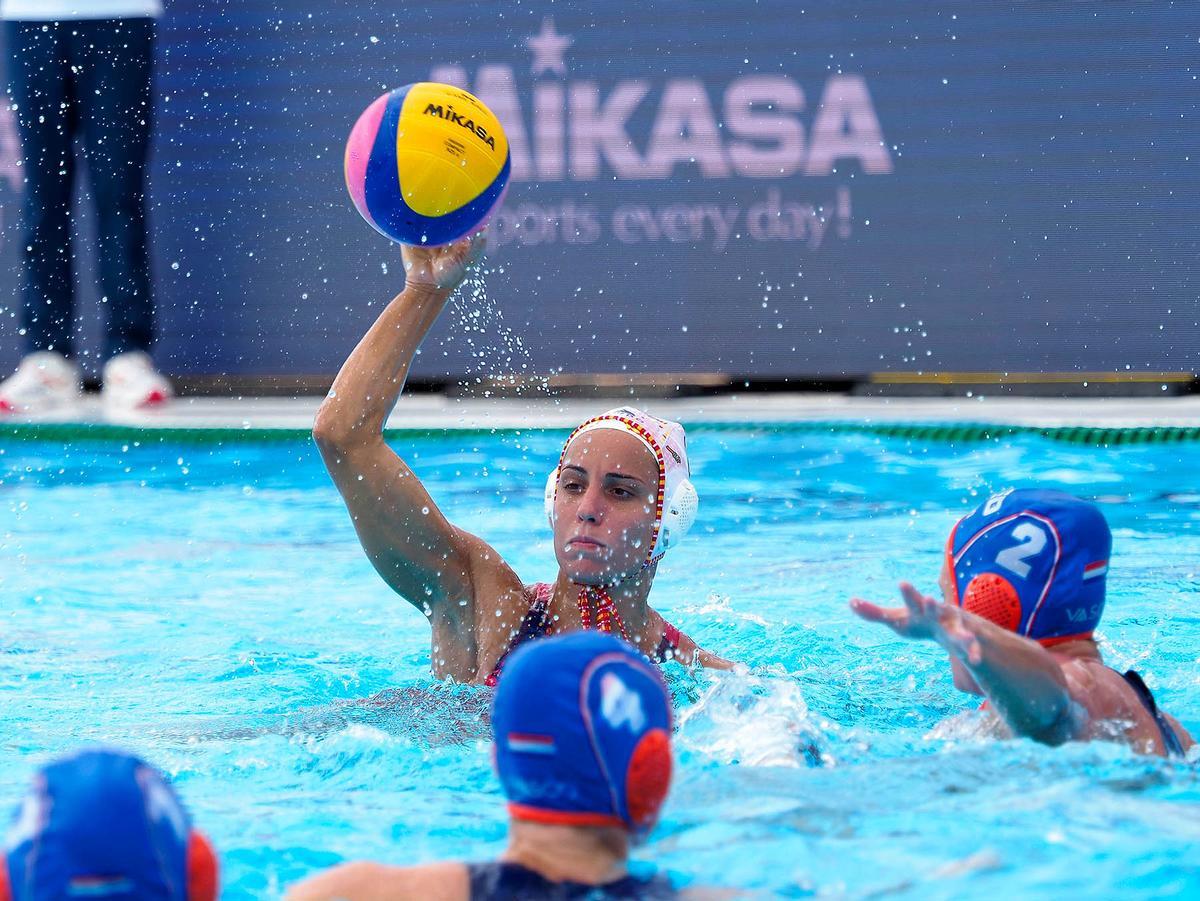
<box><xmin>624</xmin><ymin>728</ymin><xmax>672</xmax><ymax>834</ymax></box>
<box><xmin>658</xmin><ymin>478</ymin><xmax>698</xmax><ymax>553</ymax></box>
<box><xmin>544</xmin><ymin>468</ymin><xmax>559</xmax><ymax>525</ymax></box>
<box><xmin>187</xmin><ymin>832</ymin><xmax>219</xmax><ymax>901</ymax></box>
<box><xmin>961</xmin><ymin>573</ymin><xmax>1021</xmax><ymax>632</ymax></box>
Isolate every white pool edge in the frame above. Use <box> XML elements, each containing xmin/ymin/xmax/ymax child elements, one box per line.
<box><xmin>3</xmin><ymin>393</ymin><xmax>1200</xmax><ymax>431</ymax></box>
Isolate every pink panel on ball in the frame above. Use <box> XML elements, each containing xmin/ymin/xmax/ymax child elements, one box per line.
<box><xmin>344</xmin><ymin>93</ymin><xmax>389</xmax><ymax>222</ymax></box>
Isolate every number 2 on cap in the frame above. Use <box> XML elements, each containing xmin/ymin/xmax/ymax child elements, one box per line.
<box><xmin>995</xmin><ymin>522</ymin><xmax>1047</xmax><ymax>579</ymax></box>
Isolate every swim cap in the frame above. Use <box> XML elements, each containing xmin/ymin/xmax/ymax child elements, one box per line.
<box><xmin>491</xmin><ymin>632</ymin><xmax>673</xmax><ymax>837</ymax></box>
<box><xmin>545</xmin><ymin>407</ymin><xmax>698</xmax><ymax>564</ymax></box>
<box><xmin>946</xmin><ymin>488</ymin><xmax>1112</xmax><ymax>646</ymax></box>
<box><xmin>2</xmin><ymin>749</ymin><xmax>218</xmax><ymax>901</ymax></box>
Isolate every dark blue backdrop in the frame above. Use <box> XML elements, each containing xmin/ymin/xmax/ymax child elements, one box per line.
<box><xmin>0</xmin><ymin>1</ymin><xmax>1195</xmax><ymax>379</ymax></box>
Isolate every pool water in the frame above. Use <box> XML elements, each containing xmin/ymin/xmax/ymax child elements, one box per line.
<box><xmin>2</xmin><ymin>428</ymin><xmax>1198</xmax><ymax>898</ymax></box>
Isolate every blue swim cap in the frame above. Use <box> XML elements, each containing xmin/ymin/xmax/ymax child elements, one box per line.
<box><xmin>946</xmin><ymin>488</ymin><xmax>1112</xmax><ymax>646</ymax></box>
<box><xmin>2</xmin><ymin>748</ymin><xmax>217</xmax><ymax>901</ymax></box>
<box><xmin>491</xmin><ymin>632</ymin><xmax>673</xmax><ymax>837</ymax></box>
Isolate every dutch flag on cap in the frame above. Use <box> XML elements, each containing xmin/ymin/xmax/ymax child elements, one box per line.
<box><xmin>507</xmin><ymin>733</ymin><xmax>557</xmax><ymax>755</ymax></box>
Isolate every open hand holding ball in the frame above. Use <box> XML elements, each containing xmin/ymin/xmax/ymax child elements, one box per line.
<box><xmin>345</xmin><ymin>82</ymin><xmax>510</xmax><ymax>246</ymax></box>
<box><xmin>401</xmin><ymin>230</ymin><xmax>488</xmax><ymax>293</ymax></box>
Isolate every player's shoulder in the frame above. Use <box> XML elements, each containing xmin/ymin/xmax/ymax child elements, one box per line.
<box><xmin>1059</xmin><ymin>658</ymin><xmax>1142</xmax><ymax>722</ymax></box>
<box><xmin>287</xmin><ymin>860</ymin><xmax>468</xmax><ymax>901</ymax></box>
<box><xmin>1059</xmin><ymin>656</ymin><xmax>1105</xmax><ymax>687</ymax></box>
<box><xmin>398</xmin><ymin>862</ymin><xmax>471</xmax><ymax>900</ymax></box>
<box><xmin>454</xmin><ymin>526</ymin><xmax>522</xmax><ymax>586</ymax></box>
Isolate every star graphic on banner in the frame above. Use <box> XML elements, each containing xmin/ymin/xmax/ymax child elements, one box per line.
<box><xmin>526</xmin><ymin>17</ymin><xmax>572</xmax><ymax>77</ymax></box>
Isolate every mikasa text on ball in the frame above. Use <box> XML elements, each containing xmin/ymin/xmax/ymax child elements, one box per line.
<box><xmin>344</xmin><ymin>82</ymin><xmax>510</xmax><ymax>246</ymax></box>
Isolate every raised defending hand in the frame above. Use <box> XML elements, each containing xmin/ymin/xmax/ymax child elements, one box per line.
<box><xmin>850</xmin><ymin>582</ymin><xmax>983</xmax><ymax>663</ymax></box>
<box><xmin>400</xmin><ymin>230</ymin><xmax>488</xmax><ymax>293</ymax></box>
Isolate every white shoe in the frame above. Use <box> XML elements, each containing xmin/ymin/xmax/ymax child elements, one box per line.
<box><xmin>102</xmin><ymin>351</ymin><xmax>173</xmax><ymax>410</ymax></box>
<box><xmin>0</xmin><ymin>351</ymin><xmax>82</xmax><ymax>414</ymax></box>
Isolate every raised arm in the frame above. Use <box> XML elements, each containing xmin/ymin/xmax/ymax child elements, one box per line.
<box><xmin>940</xmin><ymin>605</ymin><xmax>1078</xmax><ymax>743</ymax></box>
<box><xmin>852</xmin><ymin>583</ymin><xmax>1079</xmax><ymax>744</ymax></box>
<box><xmin>312</xmin><ymin>234</ymin><xmax>491</xmax><ymax>611</ymax></box>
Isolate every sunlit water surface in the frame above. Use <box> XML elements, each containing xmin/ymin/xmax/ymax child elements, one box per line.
<box><xmin>2</xmin><ymin>429</ymin><xmax>1198</xmax><ymax>898</ymax></box>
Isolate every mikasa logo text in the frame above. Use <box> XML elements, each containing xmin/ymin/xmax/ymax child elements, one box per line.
<box><xmin>423</xmin><ymin>103</ymin><xmax>498</xmax><ymax>150</ymax></box>
<box><xmin>431</xmin><ymin>19</ymin><xmax>893</xmax><ymax>183</ymax></box>
<box><xmin>425</xmin><ymin>17</ymin><xmax>881</xmax><ymax>251</ymax></box>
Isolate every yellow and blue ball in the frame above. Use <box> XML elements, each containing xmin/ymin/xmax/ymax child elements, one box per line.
<box><xmin>344</xmin><ymin>82</ymin><xmax>510</xmax><ymax>246</ymax></box>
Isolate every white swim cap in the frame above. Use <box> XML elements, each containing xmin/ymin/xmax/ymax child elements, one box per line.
<box><xmin>545</xmin><ymin>406</ymin><xmax>698</xmax><ymax>565</ymax></box>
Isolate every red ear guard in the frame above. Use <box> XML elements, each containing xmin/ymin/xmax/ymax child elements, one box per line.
<box><xmin>961</xmin><ymin>573</ymin><xmax>1021</xmax><ymax>632</ymax></box>
<box><xmin>187</xmin><ymin>831</ymin><xmax>218</xmax><ymax>901</ymax></box>
<box><xmin>624</xmin><ymin>728</ymin><xmax>672</xmax><ymax>833</ymax></box>
<box><xmin>947</xmin><ymin>517</ymin><xmax>1024</xmax><ymax>634</ymax></box>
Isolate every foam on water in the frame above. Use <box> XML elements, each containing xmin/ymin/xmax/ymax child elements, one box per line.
<box><xmin>677</xmin><ymin>668</ymin><xmax>826</xmax><ymax>768</ymax></box>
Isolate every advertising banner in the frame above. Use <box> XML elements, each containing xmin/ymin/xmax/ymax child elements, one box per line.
<box><xmin>0</xmin><ymin>1</ymin><xmax>1194</xmax><ymax>380</ymax></box>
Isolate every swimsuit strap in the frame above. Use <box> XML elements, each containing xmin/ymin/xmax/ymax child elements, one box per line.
<box><xmin>486</xmin><ymin>582</ymin><xmax>687</xmax><ymax>684</ymax></box>
<box><xmin>466</xmin><ymin>860</ymin><xmax>677</xmax><ymax>900</ymax></box>
<box><xmin>1119</xmin><ymin>669</ymin><xmax>1186</xmax><ymax>758</ymax></box>
<box><xmin>654</xmin><ymin>621</ymin><xmax>683</xmax><ymax>663</ymax></box>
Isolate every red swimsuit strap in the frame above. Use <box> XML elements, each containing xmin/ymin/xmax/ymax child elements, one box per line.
<box><xmin>655</xmin><ymin>621</ymin><xmax>683</xmax><ymax>663</ymax></box>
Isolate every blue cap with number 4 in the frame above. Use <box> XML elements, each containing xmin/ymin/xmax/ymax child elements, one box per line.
<box><xmin>944</xmin><ymin>488</ymin><xmax>1112</xmax><ymax>646</ymax></box>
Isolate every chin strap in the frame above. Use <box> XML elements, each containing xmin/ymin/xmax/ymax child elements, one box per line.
<box><xmin>576</xmin><ymin>586</ymin><xmax>631</xmax><ymax>643</ymax></box>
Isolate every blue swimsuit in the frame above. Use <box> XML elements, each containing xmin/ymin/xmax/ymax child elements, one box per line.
<box><xmin>467</xmin><ymin>861</ymin><xmax>676</xmax><ymax>900</ymax></box>
<box><xmin>1121</xmin><ymin>669</ymin><xmax>1186</xmax><ymax>758</ymax></box>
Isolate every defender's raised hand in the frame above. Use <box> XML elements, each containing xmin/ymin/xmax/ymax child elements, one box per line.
<box><xmin>850</xmin><ymin>582</ymin><xmax>983</xmax><ymax>664</ymax></box>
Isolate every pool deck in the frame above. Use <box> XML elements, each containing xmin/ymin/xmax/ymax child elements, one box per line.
<box><xmin>3</xmin><ymin>393</ymin><xmax>1200</xmax><ymax>432</ymax></box>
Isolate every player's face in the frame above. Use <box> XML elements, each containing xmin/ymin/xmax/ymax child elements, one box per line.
<box><xmin>552</xmin><ymin>430</ymin><xmax>660</xmax><ymax>586</ymax></box>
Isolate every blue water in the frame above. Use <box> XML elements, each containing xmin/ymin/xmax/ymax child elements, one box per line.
<box><xmin>2</xmin><ymin>429</ymin><xmax>1198</xmax><ymax>898</ymax></box>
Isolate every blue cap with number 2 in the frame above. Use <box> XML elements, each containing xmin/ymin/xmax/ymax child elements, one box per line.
<box><xmin>945</xmin><ymin>488</ymin><xmax>1112</xmax><ymax>646</ymax></box>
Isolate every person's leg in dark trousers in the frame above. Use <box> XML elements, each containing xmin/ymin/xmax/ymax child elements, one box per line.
<box><xmin>70</xmin><ymin>17</ymin><xmax>156</xmax><ymax>360</ymax></box>
<box><xmin>5</xmin><ymin>20</ymin><xmax>78</xmax><ymax>358</ymax></box>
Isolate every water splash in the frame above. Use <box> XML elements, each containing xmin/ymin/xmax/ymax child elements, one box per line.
<box><xmin>447</xmin><ymin>269</ymin><xmax>551</xmax><ymax>399</ymax></box>
<box><xmin>676</xmin><ymin>667</ymin><xmax>826</xmax><ymax>767</ymax></box>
